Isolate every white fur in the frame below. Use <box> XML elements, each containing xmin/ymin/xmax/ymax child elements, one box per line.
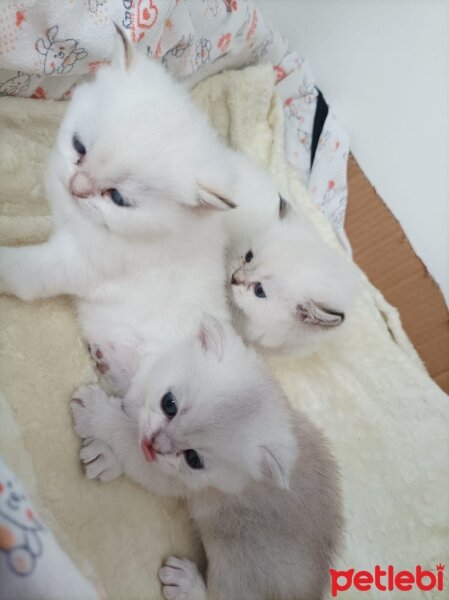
<box><xmin>159</xmin><ymin>557</ymin><xmax>206</xmax><ymax>600</ymax></box>
<box><xmin>0</xmin><ymin>34</ymin><xmax>235</xmax><ymax>393</ymax></box>
<box><xmin>71</xmin><ymin>321</ymin><xmax>342</xmax><ymax>600</ymax></box>
<box><xmin>224</xmin><ymin>152</ymin><xmax>359</xmax><ymax>356</ymax></box>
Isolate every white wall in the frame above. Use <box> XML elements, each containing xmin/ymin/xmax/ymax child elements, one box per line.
<box><xmin>257</xmin><ymin>0</ymin><xmax>449</xmax><ymax>305</ymax></box>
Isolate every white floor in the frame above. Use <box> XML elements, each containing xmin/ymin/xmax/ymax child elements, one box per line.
<box><xmin>257</xmin><ymin>0</ymin><xmax>449</xmax><ymax>305</ymax></box>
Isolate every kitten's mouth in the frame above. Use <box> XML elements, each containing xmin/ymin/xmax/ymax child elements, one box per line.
<box><xmin>141</xmin><ymin>439</ymin><xmax>159</xmax><ymax>462</ymax></box>
<box><xmin>141</xmin><ymin>437</ymin><xmax>181</xmax><ymax>463</ymax></box>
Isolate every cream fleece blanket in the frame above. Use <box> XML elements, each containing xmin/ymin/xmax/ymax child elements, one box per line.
<box><xmin>0</xmin><ymin>65</ymin><xmax>448</xmax><ymax>600</ymax></box>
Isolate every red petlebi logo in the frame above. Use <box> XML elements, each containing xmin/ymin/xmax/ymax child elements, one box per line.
<box><xmin>330</xmin><ymin>564</ymin><xmax>445</xmax><ymax>597</ymax></box>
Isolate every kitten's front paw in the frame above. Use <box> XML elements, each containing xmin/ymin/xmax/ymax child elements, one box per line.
<box><xmin>80</xmin><ymin>438</ymin><xmax>123</xmax><ymax>482</ymax></box>
<box><xmin>87</xmin><ymin>341</ymin><xmax>139</xmax><ymax>396</ymax></box>
<box><xmin>159</xmin><ymin>557</ymin><xmax>207</xmax><ymax>600</ymax></box>
<box><xmin>88</xmin><ymin>344</ymin><xmax>110</xmax><ymax>375</ymax></box>
<box><xmin>71</xmin><ymin>384</ymin><xmax>120</xmax><ymax>439</ymax></box>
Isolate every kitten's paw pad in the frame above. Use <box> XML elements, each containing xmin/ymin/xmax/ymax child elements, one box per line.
<box><xmin>87</xmin><ymin>341</ymin><xmax>139</xmax><ymax>395</ymax></box>
<box><xmin>80</xmin><ymin>438</ymin><xmax>123</xmax><ymax>481</ymax></box>
<box><xmin>88</xmin><ymin>344</ymin><xmax>110</xmax><ymax>375</ymax></box>
<box><xmin>159</xmin><ymin>557</ymin><xmax>206</xmax><ymax>600</ymax></box>
<box><xmin>71</xmin><ymin>384</ymin><xmax>113</xmax><ymax>438</ymax></box>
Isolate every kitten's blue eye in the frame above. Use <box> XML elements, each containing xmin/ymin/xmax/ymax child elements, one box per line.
<box><xmin>161</xmin><ymin>392</ymin><xmax>177</xmax><ymax>419</ymax></box>
<box><xmin>254</xmin><ymin>282</ymin><xmax>266</xmax><ymax>298</ymax></box>
<box><xmin>184</xmin><ymin>449</ymin><xmax>204</xmax><ymax>470</ymax></box>
<box><xmin>245</xmin><ymin>250</ymin><xmax>253</xmax><ymax>263</ymax></box>
<box><xmin>108</xmin><ymin>189</ymin><xmax>129</xmax><ymax>207</ymax></box>
<box><xmin>72</xmin><ymin>135</ymin><xmax>86</xmax><ymax>156</ymax></box>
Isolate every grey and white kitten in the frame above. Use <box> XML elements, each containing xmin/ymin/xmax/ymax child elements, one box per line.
<box><xmin>71</xmin><ymin>320</ymin><xmax>343</xmax><ymax>600</ymax></box>
<box><xmin>224</xmin><ymin>153</ymin><xmax>359</xmax><ymax>356</ymax></box>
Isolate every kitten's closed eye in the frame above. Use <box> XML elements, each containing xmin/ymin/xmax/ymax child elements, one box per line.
<box><xmin>184</xmin><ymin>449</ymin><xmax>204</xmax><ymax>470</ymax></box>
<box><xmin>72</xmin><ymin>134</ymin><xmax>86</xmax><ymax>157</ymax></box>
<box><xmin>254</xmin><ymin>282</ymin><xmax>266</xmax><ymax>299</ymax></box>
<box><xmin>244</xmin><ymin>250</ymin><xmax>253</xmax><ymax>263</ymax></box>
<box><xmin>161</xmin><ymin>391</ymin><xmax>177</xmax><ymax>419</ymax></box>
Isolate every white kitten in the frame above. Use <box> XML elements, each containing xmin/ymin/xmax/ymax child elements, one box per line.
<box><xmin>224</xmin><ymin>153</ymin><xmax>359</xmax><ymax>356</ymax></box>
<box><xmin>0</xmin><ymin>28</ymin><xmax>235</xmax><ymax>393</ymax></box>
<box><xmin>71</xmin><ymin>319</ymin><xmax>343</xmax><ymax>600</ymax></box>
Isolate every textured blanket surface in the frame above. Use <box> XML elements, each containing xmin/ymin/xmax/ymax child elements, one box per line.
<box><xmin>0</xmin><ymin>65</ymin><xmax>448</xmax><ymax>599</ymax></box>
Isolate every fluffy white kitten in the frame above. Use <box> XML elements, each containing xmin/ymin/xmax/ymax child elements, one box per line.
<box><xmin>224</xmin><ymin>153</ymin><xmax>358</xmax><ymax>356</ymax></box>
<box><xmin>71</xmin><ymin>320</ymin><xmax>343</xmax><ymax>600</ymax></box>
<box><xmin>0</xmin><ymin>28</ymin><xmax>235</xmax><ymax>392</ymax></box>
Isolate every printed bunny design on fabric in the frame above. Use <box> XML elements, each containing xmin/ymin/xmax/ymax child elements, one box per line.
<box><xmin>35</xmin><ymin>26</ymin><xmax>87</xmax><ymax>75</ymax></box>
<box><xmin>248</xmin><ymin>29</ymin><xmax>273</xmax><ymax>65</ymax></box>
<box><xmin>0</xmin><ymin>459</ymin><xmax>102</xmax><ymax>599</ymax></box>
<box><xmin>0</xmin><ymin>477</ymin><xmax>44</xmax><ymax>576</ymax></box>
<box><xmin>192</xmin><ymin>37</ymin><xmax>212</xmax><ymax>71</ymax></box>
<box><xmin>162</xmin><ymin>34</ymin><xmax>195</xmax><ymax>69</ymax></box>
<box><xmin>0</xmin><ymin>72</ymin><xmax>31</xmax><ymax>96</ymax></box>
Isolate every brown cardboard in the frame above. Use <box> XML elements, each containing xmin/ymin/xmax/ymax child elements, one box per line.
<box><xmin>345</xmin><ymin>155</ymin><xmax>449</xmax><ymax>394</ymax></box>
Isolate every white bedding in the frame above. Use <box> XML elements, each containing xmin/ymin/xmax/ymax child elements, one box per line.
<box><xmin>0</xmin><ymin>64</ymin><xmax>448</xmax><ymax>599</ymax></box>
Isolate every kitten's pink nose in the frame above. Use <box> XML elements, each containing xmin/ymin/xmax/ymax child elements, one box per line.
<box><xmin>231</xmin><ymin>270</ymin><xmax>244</xmax><ymax>285</ymax></box>
<box><xmin>69</xmin><ymin>171</ymin><xmax>95</xmax><ymax>198</ymax></box>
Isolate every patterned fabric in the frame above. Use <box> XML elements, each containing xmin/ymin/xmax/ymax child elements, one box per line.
<box><xmin>0</xmin><ymin>462</ymin><xmax>45</xmax><ymax>578</ymax></box>
<box><xmin>0</xmin><ymin>0</ymin><xmax>350</xmax><ymax>247</ymax></box>
<box><xmin>0</xmin><ymin>459</ymin><xmax>101</xmax><ymax>600</ymax></box>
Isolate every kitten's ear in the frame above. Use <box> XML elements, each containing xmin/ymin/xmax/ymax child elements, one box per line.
<box><xmin>297</xmin><ymin>301</ymin><xmax>344</xmax><ymax>328</ymax></box>
<box><xmin>259</xmin><ymin>445</ymin><xmax>291</xmax><ymax>490</ymax></box>
<box><xmin>197</xmin><ymin>317</ymin><xmax>224</xmax><ymax>360</ymax></box>
<box><xmin>278</xmin><ymin>195</ymin><xmax>292</xmax><ymax>220</ymax></box>
<box><xmin>196</xmin><ymin>183</ymin><xmax>236</xmax><ymax>211</ymax></box>
<box><xmin>111</xmin><ymin>23</ymin><xmax>134</xmax><ymax>71</ymax></box>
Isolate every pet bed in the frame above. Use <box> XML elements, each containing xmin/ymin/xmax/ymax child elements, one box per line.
<box><xmin>0</xmin><ymin>64</ymin><xmax>448</xmax><ymax>600</ymax></box>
